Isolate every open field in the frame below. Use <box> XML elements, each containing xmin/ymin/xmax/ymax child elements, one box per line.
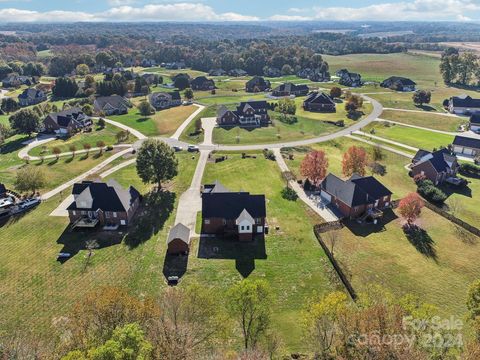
<box><xmin>109</xmin><ymin>105</ymin><xmax>197</xmax><ymax>137</ymax></box>
<box><xmin>440</xmin><ymin>42</ymin><xmax>480</xmax><ymax>54</ymax></box>
<box><xmin>141</xmin><ymin>67</ymin><xmax>207</xmax><ymax>78</ymax></box>
<box><xmin>28</xmin><ymin>123</ymin><xmax>133</xmax><ymax>157</ymax></box>
<box><xmin>193</xmin><ymin>152</ymin><xmax>336</xmax><ymax>350</ymax></box>
<box><xmin>380</xmin><ymin>109</ymin><xmax>466</xmax><ymax>132</ymax></box>
<box><xmin>362</xmin><ymin>122</ymin><xmax>455</xmax><ymax>150</ymax></box>
<box><xmin>0</xmin><ymin>152</ymin><xmax>199</xmax><ymax>340</ymax></box>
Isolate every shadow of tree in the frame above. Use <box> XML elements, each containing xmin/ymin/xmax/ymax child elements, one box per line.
<box><xmin>123</xmin><ymin>190</ymin><xmax>176</xmax><ymax>249</ymax></box>
<box><xmin>403</xmin><ymin>224</ymin><xmax>437</xmax><ymax>260</ymax></box>
<box><xmin>414</xmin><ymin>104</ymin><xmax>437</xmax><ymax>112</ymax></box>
<box><xmin>197</xmin><ymin>235</ymin><xmax>266</xmax><ymax>278</ymax></box>
<box><xmin>0</xmin><ymin>136</ymin><xmax>30</xmax><ymax>154</ymax></box>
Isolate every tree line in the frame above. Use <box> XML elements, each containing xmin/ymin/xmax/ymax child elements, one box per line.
<box><xmin>440</xmin><ymin>48</ymin><xmax>480</xmax><ymax>87</ymax></box>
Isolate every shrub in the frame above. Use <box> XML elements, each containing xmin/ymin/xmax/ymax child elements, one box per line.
<box><xmin>417</xmin><ymin>180</ymin><xmax>447</xmax><ymax>203</ymax></box>
<box><xmin>281</xmin><ymin>187</ymin><xmax>298</xmax><ymax>201</ymax></box>
<box><xmin>459</xmin><ymin>163</ymin><xmax>480</xmax><ymax>176</ymax></box>
<box><xmin>106</xmin><ymin>145</ymin><xmax>113</xmax><ymax>151</ymax></box>
<box><xmin>277</xmin><ymin>113</ymin><xmax>298</xmax><ymax>124</ymax></box>
<box><xmin>263</xmin><ymin>149</ymin><xmax>275</xmax><ymax>160</ymax></box>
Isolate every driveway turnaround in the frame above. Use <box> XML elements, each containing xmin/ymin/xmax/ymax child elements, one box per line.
<box><xmin>201</xmin><ymin>117</ymin><xmax>216</xmax><ymax>146</ymax></box>
<box><xmin>170</xmin><ymin>104</ymin><xmax>205</xmax><ymax>140</ymax></box>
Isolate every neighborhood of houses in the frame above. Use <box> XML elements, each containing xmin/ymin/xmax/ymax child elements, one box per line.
<box><xmin>2</xmin><ymin>61</ymin><xmax>480</xmax><ymax>287</ymax></box>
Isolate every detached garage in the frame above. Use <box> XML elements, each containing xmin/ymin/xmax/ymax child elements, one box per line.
<box><xmin>452</xmin><ymin>135</ymin><xmax>480</xmax><ymax>158</ymax></box>
<box><xmin>167</xmin><ymin>223</ymin><xmax>191</xmax><ymax>255</ymax></box>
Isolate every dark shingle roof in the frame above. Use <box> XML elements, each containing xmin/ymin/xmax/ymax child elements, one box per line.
<box><xmin>381</xmin><ymin>76</ymin><xmax>416</xmax><ymax>87</ymax></box>
<box><xmin>453</xmin><ymin>135</ymin><xmax>480</xmax><ymax>149</ymax></box>
<box><xmin>67</xmin><ymin>180</ymin><xmax>140</xmax><ymax>212</ymax></box>
<box><xmin>413</xmin><ymin>148</ymin><xmax>457</xmax><ymax>173</ymax></box>
<box><xmin>451</xmin><ymin>95</ymin><xmax>480</xmax><ymax>108</ymax></box>
<box><xmin>321</xmin><ymin>173</ymin><xmax>391</xmax><ymax>207</ymax></box>
<box><xmin>304</xmin><ymin>92</ymin><xmax>335</xmax><ymax>105</ymax></box>
<box><xmin>18</xmin><ymin>88</ymin><xmax>44</xmax><ymax>100</ymax></box>
<box><xmin>412</xmin><ymin>149</ymin><xmax>431</xmax><ymax>163</ymax></box>
<box><xmin>0</xmin><ymin>183</ymin><xmax>6</xmax><ymax>196</ymax></box>
<box><xmin>202</xmin><ymin>191</ymin><xmax>266</xmax><ymax>220</ymax></box>
<box><xmin>246</xmin><ymin>76</ymin><xmax>269</xmax><ymax>88</ymax></box>
<box><xmin>470</xmin><ymin>113</ymin><xmax>480</xmax><ymax>125</ymax></box>
<box><xmin>94</xmin><ymin>95</ymin><xmax>129</xmax><ymax>110</ymax></box>
<box><xmin>191</xmin><ymin>76</ymin><xmax>213</xmax><ymax>86</ymax></box>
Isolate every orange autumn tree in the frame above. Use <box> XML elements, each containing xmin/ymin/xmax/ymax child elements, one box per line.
<box><xmin>398</xmin><ymin>192</ymin><xmax>424</xmax><ymax>229</ymax></box>
<box><xmin>300</xmin><ymin>150</ymin><xmax>329</xmax><ymax>185</ymax></box>
<box><xmin>342</xmin><ymin>146</ymin><xmax>368</xmax><ymax>177</ymax></box>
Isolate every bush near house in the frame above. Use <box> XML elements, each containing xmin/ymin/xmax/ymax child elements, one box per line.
<box><xmin>459</xmin><ymin>163</ymin><xmax>480</xmax><ymax>176</ymax></box>
<box><xmin>417</xmin><ymin>179</ymin><xmax>447</xmax><ymax>204</ymax></box>
<box><xmin>281</xmin><ymin>186</ymin><xmax>298</xmax><ymax>201</ymax></box>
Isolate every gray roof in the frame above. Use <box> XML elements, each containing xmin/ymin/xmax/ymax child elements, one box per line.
<box><xmin>450</xmin><ymin>95</ymin><xmax>480</xmax><ymax>108</ymax></box>
<box><xmin>167</xmin><ymin>223</ymin><xmax>191</xmax><ymax>244</ymax></box>
<box><xmin>18</xmin><ymin>88</ymin><xmax>44</xmax><ymax>100</ymax></box>
<box><xmin>453</xmin><ymin>135</ymin><xmax>480</xmax><ymax>149</ymax></box>
<box><xmin>94</xmin><ymin>95</ymin><xmax>130</xmax><ymax>111</ymax></box>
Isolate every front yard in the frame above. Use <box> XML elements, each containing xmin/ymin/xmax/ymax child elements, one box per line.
<box><xmin>380</xmin><ymin>109</ymin><xmax>466</xmax><ymax>132</ymax></box>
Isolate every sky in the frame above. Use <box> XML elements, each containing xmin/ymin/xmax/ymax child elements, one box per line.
<box><xmin>0</xmin><ymin>0</ymin><xmax>479</xmax><ymax>22</ymax></box>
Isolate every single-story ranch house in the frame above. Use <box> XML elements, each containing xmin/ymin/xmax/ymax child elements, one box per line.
<box><xmin>190</xmin><ymin>76</ymin><xmax>215</xmax><ymax>91</ymax></box>
<box><xmin>167</xmin><ymin>223</ymin><xmax>191</xmax><ymax>255</ymax></box>
<box><xmin>452</xmin><ymin>135</ymin><xmax>480</xmax><ymax>158</ymax></box>
<box><xmin>149</xmin><ymin>91</ymin><xmax>182</xmax><ymax>110</ymax></box>
<box><xmin>410</xmin><ymin>148</ymin><xmax>459</xmax><ymax>185</ymax></box>
<box><xmin>271</xmin><ymin>83</ymin><xmax>309</xmax><ymax>97</ymax></box>
<box><xmin>18</xmin><ymin>88</ymin><xmax>47</xmax><ymax>107</ymax></box>
<box><xmin>67</xmin><ymin>180</ymin><xmax>141</xmax><ymax>230</ymax></box>
<box><xmin>216</xmin><ymin>101</ymin><xmax>270</xmax><ymax>127</ymax></box>
<box><xmin>380</xmin><ymin>76</ymin><xmax>416</xmax><ymax>91</ymax></box>
<box><xmin>2</xmin><ymin>74</ymin><xmax>35</xmax><ymax>88</ymax></box>
<box><xmin>245</xmin><ymin>76</ymin><xmax>271</xmax><ymax>93</ymax></box>
<box><xmin>320</xmin><ymin>173</ymin><xmax>392</xmax><ymax>220</ymax></box>
<box><xmin>469</xmin><ymin>114</ymin><xmax>480</xmax><ymax>133</ymax></box>
<box><xmin>43</xmin><ymin>108</ymin><xmax>92</xmax><ymax>136</ymax></box>
<box><xmin>448</xmin><ymin>95</ymin><xmax>480</xmax><ymax>115</ymax></box>
<box><xmin>94</xmin><ymin>95</ymin><xmax>131</xmax><ymax>116</ymax></box>
<box><xmin>303</xmin><ymin>92</ymin><xmax>336</xmax><ymax>113</ymax></box>
<box><xmin>201</xmin><ymin>181</ymin><xmax>266</xmax><ymax>241</ymax></box>
<box><xmin>336</xmin><ymin>69</ymin><xmax>362</xmax><ymax>87</ymax></box>
<box><xmin>209</xmin><ymin>69</ymin><xmax>226</xmax><ymax>76</ymax></box>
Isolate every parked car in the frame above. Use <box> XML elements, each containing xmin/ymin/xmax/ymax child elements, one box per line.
<box><xmin>173</xmin><ymin>146</ymin><xmax>183</xmax><ymax>152</ymax></box>
<box><xmin>167</xmin><ymin>276</ymin><xmax>179</xmax><ymax>286</ymax></box>
<box><xmin>188</xmin><ymin>145</ymin><xmax>199</xmax><ymax>152</ymax></box>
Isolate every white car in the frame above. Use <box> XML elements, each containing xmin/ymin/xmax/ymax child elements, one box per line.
<box><xmin>188</xmin><ymin>145</ymin><xmax>199</xmax><ymax>152</ymax></box>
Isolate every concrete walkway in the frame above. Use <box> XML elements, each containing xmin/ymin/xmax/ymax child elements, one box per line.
<box><xmin>201</xmin><ymin>117</ymin><xmax>216</xmax><ymax>146</ymax></box>
<box><xmin>382</xmin><ymin>107</ymin><xmax>457</xmax><ymax>117</ymax></box>
<box><xmin>174</xmin><ymin>150</ymin><xmax>211</xmax><ymax>235</ymax></box>
<box><xmin>101</xmin><ymin>117</ymin><xmax>147</xmax><ymax>140</ymax></box>
<box><xmin>170</xmin><ymin>104</ymin><xmax>205</xmax><ymax>140</ymax></box>
<box><xmin>18</xmin><ymin>136</ymin><xmax>56</xmax><ymax>160</ymax></box>
<box><xmin>353</xmin><ymin>130</ymin><xmax>419</xmax><ymax>152</ymax></box>
<box><xmin>273</xmin><ymin>148</ymin><xmax>339</xmax><ymax>222</ymax></box>
<box><xmin>40</xmin><ymin>148</ymin><xmax>133</xmax><ymax>200</ymax></box>
<box><xmin>21</xmin><ymin>144</ymin><xmax>132</xmax><ymax>161</ymax></box>
<box><xmin>375</xmin><ymin>118</ymin><xmax>458</xmax><ymax>136</ymax></box>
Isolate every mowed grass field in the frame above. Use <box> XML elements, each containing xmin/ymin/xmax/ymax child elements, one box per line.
<box><xmin>284</xmin><ymin>138</ymin><xmax>480</xmax><ymax>316</ymax></box>
<box><xmin>109</xmin><ymin>105</ymin><xmax>197</xmax><ymax>137</ymax></box>
<box><xmin>362</xmin><ymin>122</ymin><xmax>455</xmax><ymax>151</ymax></box>
<box><xmin>380</xmin><ymin>109</ymin><xmax>466</xmax><ymax>132</ymax></box>
<box><xmin>191</xmin><ymin>153</ymin><xmax>337</xmax><ymax>350</ymax></box>
<box><xmin>0</xmin><ymin>153</ymin><xmax>199</xmax><ymax>339</ymax></box>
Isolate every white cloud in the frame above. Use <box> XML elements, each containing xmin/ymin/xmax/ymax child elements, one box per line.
<box><xmin>107</xmin><ymin>0</ymin><xmax>137</xmax><ymax>6</ymax></box>
<box><xmin>269</xmin><ymin>15</ymin><xmax>312</xmax><ymax>21</ymax></box>
<box><xmin>271</xmin><ymin>0</ymin><xmax>480</xmax><ymax>21</ymax></box>
<box><xmin>0</xmin><ymin>2</ymin><xmax>258</xmax><ymax>22</ymax></box>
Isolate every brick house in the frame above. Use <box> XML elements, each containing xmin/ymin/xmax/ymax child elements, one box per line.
<box><xmin>451</xmin><ymin>136</ymin><xmax>480</xmax><ymax>158</ymax></box>
<box><xmin>380</xmin><ymin>76</ymin><xmax>416</xmax><ymax>91</ymax></box>
<box><xmin>216</xmin><ymin>101</ymin><xmax>270</xmax><ymax>127</ymax></box>
<box><xmin>336</xmin><ymin>69</ymin><xmax>362</xmax><ymax>87</ymax></box>
<box><xmin>303</xmin><ymin>92</ymin><xmax>336</xmax><ymax>112</ymax></box>
<box><xmin>190</xmin><ymin>76</ymin><xmax>215</xmax><ymax>90</ymax></box>
<box><xmin>94</xmin><ymin>95</ymin><xmax>131</xmax><ymax>115</ymax></box>
<box><xmin>320</xmin><ymin>174</ymin><xmax>392</xmax><ymax>219</ymax></box>
<box><xmin>410</xmin><ymin>148</ymin><xmax>459</xmax><ymax>185</ymax></box>
<box><xmin>245</xmin><ymin>76</ymin><xmax>271</xmax><ymax>93</ymax></box>
<box><xmin>43</xmin><ymin>108</ymin><xmax>92</xmax><ymax>136</ymax></box>
<box><xmin>167</xmin><ymin>223</ymin><xmax>191</xmax><ymax>255</ymax></box>
<box><xmin>201</xmin><ymin>181</ymin><xmax>266</xmax><ymax>241</ymax></box>
<box><xmin>67</xmin><ymin>180</ymin><xmax>141</xmax><ymax>229</ymax></box>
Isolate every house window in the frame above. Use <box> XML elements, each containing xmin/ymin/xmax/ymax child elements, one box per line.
<box><xmin>255</xmin><ymin>218</ymin><xmax>262</xmax><ymax>224</ymax></box>
<box><xmin>241</xmin><ymin>226</ymin><xmax>245</xmax><ymax>231</ymax></box>
<box><xmin>113</xmin><ymin>212</ymin><xmax>117</xmax><ymax>218</ymax></box>
<box><xmin>205</xmin><ymin>219</ymin><xmax>210</xmax><ymax>225</ymax></box>
<box><xmin>246</xmin><ymin>225</ymin><xmax>250</xmax><ymax>231</ymax></box>
<box><xmin>106</xmin><ymin>212</ymin><xmax>110</xmax><ymax>218</ymax></box>
<box><xmin>383</xmin><ymin>196</ymin><xmax>389</xmax><ymax>201</ymax></box>
<box><xmin>72</xmin><ymin>211</ymin><xmax>76</xmax><ymax>215</ymax></box>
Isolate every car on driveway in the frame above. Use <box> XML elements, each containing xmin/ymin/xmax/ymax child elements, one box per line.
<box><xmin>173</xmin><ymin>146</ymin><xmax>183</xmax><ymax>152</ymax></box>
<box><xmin>188</xmin><ymin>145</ymin><xmax>199</xmax><ymax>152</ymax></box>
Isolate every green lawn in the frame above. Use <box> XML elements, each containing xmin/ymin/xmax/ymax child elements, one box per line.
<box><xmin>179</xmin><ymin>105</ymin><xmax>220</xmax><ymax>144</ymax></box>
<box><xmin>28</xmin><ymin>123</ymin><xmax>133</xmax><ymax>157</ymax></box>
<box><xmin>0</xmin><ymin>152</ymin><xmax>199</xmax><ymax>340</ymax></box>
<box><xmin>187</xmin><ymin>152</ymin><xmax>336</xmax><ymax>351</ymax></box>
<box><xmin>380</xmin><ymin>109</ymin><xmax>466</xmax><ymax>132</ymax></box>
<box><xmin>109</xmin><ymin>105</ymin><xmax>197</xmax><ymax>137</ymax></box>
<box><xmin>362</xmin><ymin>122</ymin><xmax>455</xmax><ymax>151</ymax></box>
<box><xmin>197</xmin><ymin>93</ymin><xmax>267</xmax><ymax>105</ymax></box>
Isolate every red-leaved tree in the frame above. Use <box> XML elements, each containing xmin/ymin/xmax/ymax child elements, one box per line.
<box><xmin>300</xmin><ymin>150</ymin><xmax>329</xmax><ymax>185</ymax></box>
<box><xmin>398</xmin><ymin>192</ymin><xmax>424</xmax><ymax>228</ymax></box>
<box><xmin>342</xmin><ymin>146</ymin><xmax>367</xmax><ymax>177</ymax></box>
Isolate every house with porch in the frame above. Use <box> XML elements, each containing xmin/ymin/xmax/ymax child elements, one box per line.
<box><xmin>18</xmin><ymin>88</ymin><xmax>47</xmax><ymax>107</ymax></box>
<box><xmin>190</xmin><ymin>76</ymin><xmax>215</xmax><ymax>91</ymax></box>
<box><xmin>452</xmin><ymin>135</ymin><xmax>480</xmax><ymax>158</ymax></box>
<box><xmin>149</xmin><ymin>91</ymin><xmax>182</xmax><ymax>110</ymax></box>
<box><xmin>43</xmin><ymin>108</ymin><xmax>92</xmax><ymax>136</ymax></box>
<box><xmin>216</xmin><ymin>101</ymin><xmax>270</xmax><ymax>127</ymax></box>
<box><xmin>380</xmin><ymin>76</ymin><xmax>416</xmax><ymax>91</ymax></box>
<box><xmin>320</xmin><ymin>173</ymin><xmax>392</xmax><ymax>220</ymax></box>
<box><xmin>67</xmin><ymin>180</ymin><xmax>141</xmax><ymax>230</ymax></box>
<box><xmin>94</xmin><ymin>95</ymin><xmax>131</xmax><ymax>115</ymax></box>
<box><xmin>410</xmin><ymin>148</ymin><xmax>459</xmax><ymax>185</ymax></box>
<box><xmin>303</xmin><ymin>92</ymin><xmax>336</xmax><ymax>112</ymax></box>
<box><xmin>245</xmin><ymin>76</ymin><xmax>271</xmax><ymax>93</ymax></box>
<box><xmin>201</xmin><ymin>181</ymin><xmax>266</xmax><ymax>241</ymax></box>
<box><xmin>336</xmin><ymin>69</ymin><xmax>362</xmax><ymax>87</ymax></box>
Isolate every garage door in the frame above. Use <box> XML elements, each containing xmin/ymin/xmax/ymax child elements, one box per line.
<box><xmin>463</xmin><ymin>148</ymin><xmax>473</xmax><ymax>155</ymax></box>
<box><xmin>320</xmin><ymin>190</ymin><xmax>332</xmax><ymax>203</ymax></box>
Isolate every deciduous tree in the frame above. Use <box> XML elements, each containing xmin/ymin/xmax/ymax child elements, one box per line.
<box><xmin>398</xmin><ymin>192</ymin><xmax>424</xmax><ymax>228</ymax></box>
<box><xmin>14</xmin><ymin>166</ymin><xmax>45</xmax><ymax>193</ymax></box>
<box><xmin>137</xmin><ymin>100</ymin><xmax>154</xmax><ymax>118</ymax></box>
<box><xmin>413</xmin><ymin>90</ymin><xmax>431</xmax><ymax>106</ymax></box>
<box><xmin>9</xmin><ymin>109</ymin><xmax>41</xmax><ymax>136</ymax></box>
<box><xmin>300</xmin><ymin>150</ymin><xmax>329</xmax><ymax>185</ymax></box>
<box><xmin>330</xmin><ymin>86</ymin><xmax>342</xmax><ymax>99</ymax></box>
<box><xmin>184</xmin><ymin>88</ymin><xmax>194</xmax><ymax>100</ymax></box>
<box><xmin>342</xmin><ymin>146</ymin><xmax>367</xmax><ymax>177</ymax></box>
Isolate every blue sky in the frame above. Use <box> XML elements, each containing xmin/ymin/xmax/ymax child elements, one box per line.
<box><xmin>0</xmin><ymin>0</ymin><xmax>479</xmax><ymax>22</ymax></box>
